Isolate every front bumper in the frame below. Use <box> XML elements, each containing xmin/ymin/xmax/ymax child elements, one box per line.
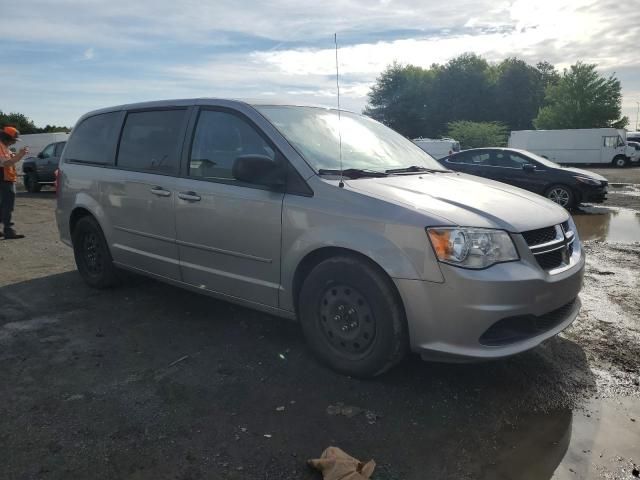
<box><xmin>395</xmin><ymin>239</ymin><xmax>585</xmax><ymax>361</ymax></box>
<box><xmin>579</xmin><ymin>184</ymin><xmax>608</xmax><ymax>203</ymax></box>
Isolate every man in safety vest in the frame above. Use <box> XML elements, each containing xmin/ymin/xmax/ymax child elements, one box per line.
<box><xmin>0</xmin><ymin>126</ymin><xmax>29</xmax><ymax>239</ymax></box>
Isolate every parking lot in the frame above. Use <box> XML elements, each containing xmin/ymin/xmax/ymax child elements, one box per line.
<box><xmin>1</xmin><ymin>167</ymin><xmax>639</xmax><ymax>480</ymax></box>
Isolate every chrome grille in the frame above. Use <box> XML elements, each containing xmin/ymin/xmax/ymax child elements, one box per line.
<box><xmin>522</xmin><ymin>221</ymin><xmax>576</xmax><ymax>272</ymax></box>
<box><xmin>522</xmin><ymin>226</ymin><xmax>557</xmax><ymax>246</ymax></box>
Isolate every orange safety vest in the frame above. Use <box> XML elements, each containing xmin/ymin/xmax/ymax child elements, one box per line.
<box><xmin>0</xmin><ymin>143</ymin><xmax>17</xmax><ymax>183</ymax></box>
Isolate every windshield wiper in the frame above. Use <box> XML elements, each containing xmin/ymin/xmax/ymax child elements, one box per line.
<box><xmin>318</xmin><ymin>168</ymin><xmax>389</xmax><ymax>179</ymax></box>
<box><xmin>385</xmin><ymin>165</ymin><xmax>449</xmax><ymax>174</ymax></box>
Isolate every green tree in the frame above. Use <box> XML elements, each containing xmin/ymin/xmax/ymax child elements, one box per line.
<box><xmin>494</xmin><ymin>58</ymin><xmax>544</xmax><ymax>130</ymax></box>
<box><xmin>0</xmin><ymin>111</ymin><xmax>70</xmax><ymax>134</ymax></box>
<box><xmin>536</xmin><ymin>61</ymin><xmax>560</xmax><ymax>93</ymax></box>
<box><xmin>434</xmin><ymin>53</ymin><xmax>495</xmax><ymax>126</ymax></box>
<box><xmin>534</xmin><ymin>62</ymin><xmax>628</xmax><ymax>129</ymax></box>
<box><xmin>447</xmin><ymin>121</ymin><xmax>508</xmax><ymax>149</ymax></box>
<box><xmin>364</xmin><ymin>62</ymin><xmax>436</xmax><ymax>138</ymax></box>
<box><xmin>0</xmin><ymin>111</ymin><xmax>39</xmax><ymax>134</ymax></box>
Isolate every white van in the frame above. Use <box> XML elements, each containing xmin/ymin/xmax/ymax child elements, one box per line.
<box><xmin>508</xmin><ymin>128</ymin><xmax>637</xmax><ymax>167</ymax></box>
<box><xmin>412</xmin><ymin>138</ymin><xmax>460</xmax><ymax>159</ymax></box>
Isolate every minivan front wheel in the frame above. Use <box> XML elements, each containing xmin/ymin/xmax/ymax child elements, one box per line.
<box><xmin>298</xmin><ymin>256</ymin><xmax>408</xmax><ymax>377</ymax></box>
<box><xmin>545</xmin><ymin>184</ymin><xmax>575</xmax><ymax>209</ymax></box>
<box><xmin>72</xmin><ymin>216</ymin><xmax>119</xmax><ymax>289</ymax></box>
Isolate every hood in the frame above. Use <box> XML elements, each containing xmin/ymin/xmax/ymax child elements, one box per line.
<box><xmin>346</xmin><ymin>172</ymin><xmax>569</xmax><ymax>232</ymax></box>
<box><xmin>561</xmin><ymin>167</ymin><xmax>608</xmax><ymax>182</ymax></box>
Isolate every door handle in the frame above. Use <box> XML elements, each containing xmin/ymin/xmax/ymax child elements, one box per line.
<box><xmin>178</xmin><ymin>191</ymin><xmax>201</xmax><ymax>202</ymax></box>
<box><xmin>150</xmin><ymin>186</ymin><xmax>172</xmax><ymax>197</ymax></box>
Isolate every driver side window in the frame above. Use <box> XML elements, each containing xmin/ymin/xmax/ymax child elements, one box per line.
<box><xmin>189</xmin><ymin>110</ymin><xmax>275</xmax><ymax>181</ymax></box>
<box><xmin>40</xmin><ymin>143</ymin><xmax>56</xmax><ymax>159</ymax></box>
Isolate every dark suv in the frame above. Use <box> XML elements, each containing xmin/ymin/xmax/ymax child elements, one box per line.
<box><xmin>21</xmin><ymin>141</ymin><xmax>66</xmax><ymax>192</ymax></box>
<box><xmin>439</xmin><ymin>148</ymin><xmax>608</xmax><ymax>209</ymax></box>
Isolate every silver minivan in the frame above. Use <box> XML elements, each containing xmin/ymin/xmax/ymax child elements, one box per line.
<box><xmin>56</xmin><ymin>99</ymin><xmax>584</xmax><ymax>377</ymax></box>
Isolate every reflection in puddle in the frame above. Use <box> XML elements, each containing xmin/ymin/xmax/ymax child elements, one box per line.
<box><xmin>480</xmin><ymin>397</ymin><xmax>640</xmax><ymax>480</ymax></box>
<box><xmin>572</xmin><ymin>207</ymin><xmax>640</xmax><ymax>242</ymax></box>
<box><xmin>481</xmin><ymin>409</ymin><xmax>572</xmax><ymax>479</ymax></box>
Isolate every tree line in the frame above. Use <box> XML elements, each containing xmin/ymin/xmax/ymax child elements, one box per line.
<box><xmin>364</xmin><ymin>54</ymin><xmax>627</xmax><ymax>147</ymax></box>
<box><xmin>0</xmin><ymin>111</ymin><xmax>70</xmax><ymax>134</ymax></box>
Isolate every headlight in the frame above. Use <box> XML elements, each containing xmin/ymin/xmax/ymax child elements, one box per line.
<box><xmin>574</xmin><ymin>176</ymin><xmax>601</xmax><ymax>186</ymax></box>
<box><xmin>426</xmin><ymin>227</ymin><xmax>519</xmax><ymax>269</ymax></box>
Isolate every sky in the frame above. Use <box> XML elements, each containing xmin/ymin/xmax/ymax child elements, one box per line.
<box><xmin>2</xmin><ymin>0</ymin><xmax>639</xmax><ymax>130</ymax></box>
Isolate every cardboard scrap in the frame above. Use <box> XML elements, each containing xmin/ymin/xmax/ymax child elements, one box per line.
<box><xmin>308</xmin><ymin>446</ymin><xmax>375</xmax><ymax>480</ymax></box>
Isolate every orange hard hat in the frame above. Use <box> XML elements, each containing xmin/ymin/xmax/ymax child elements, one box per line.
<box><xmin>2</xmin><ymin>126</ymin><xmax>21</xmax><ymax>141</ymax></box>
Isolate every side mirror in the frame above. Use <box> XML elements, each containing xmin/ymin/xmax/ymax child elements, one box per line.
<box><xmin>232</xmin><ymin>154</ymin><xmax>285</xmax><ymax>188</ymax></box>
<box><xmin>37</xmin><ymin>152</ymin><xmax>44</xmax><ymax>159</ymax></box>
<box><xmin>522</xmin><ymin>163</ymin><xmax>536</xmax><ymax>172</ymax></box>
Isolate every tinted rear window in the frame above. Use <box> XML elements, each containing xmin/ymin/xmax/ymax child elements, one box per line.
<box><xmin>64</xmin><ymin>112</ymin><xmax>121</xmax><ymax>165</ymax></box>
<box><xmin>117</xmin><ymin>109</ymin><xmax>188</xmax><ymax>175</ymax></box>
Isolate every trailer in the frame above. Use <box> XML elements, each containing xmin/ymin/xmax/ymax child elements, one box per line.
<box><xmin>508</xmin><ymin>128</ymin><xmax>637</xmax><ymax>168</ymax></box>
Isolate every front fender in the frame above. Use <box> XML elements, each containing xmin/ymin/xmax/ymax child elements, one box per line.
<box><xmin>280</xmin><ymin>223</ymin><xmax>444</xmax><ymax>312</ymax></box>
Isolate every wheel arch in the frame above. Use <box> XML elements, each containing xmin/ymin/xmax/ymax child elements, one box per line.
<box><xmin>545</xmin><ymin>183</ymin><xmax>576</xmax><ymax>208</ymax></box>
<box><xmin>291</xmin><ymin>246</ymin><xmax>407</xmax><ymax>319</ymax></box>
<box><xmin>68</xmin><ymin>195</ymin><xmax>111</xmax><ymax>245</ymax></box>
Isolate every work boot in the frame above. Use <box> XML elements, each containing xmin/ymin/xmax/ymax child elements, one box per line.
<box><xmin>3</xmin><ymin>229</ymin><xmax>25</xmax><ymax>240</ymax></box>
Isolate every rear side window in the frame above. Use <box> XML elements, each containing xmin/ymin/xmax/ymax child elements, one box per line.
<box><xmin>64</xmin><ymin>112</ymin><xmax>121</xmax><ymax>165</ymax></box>
<box><xmin>117</xmin><ymin>109</ymin><xmax>188</xmax><ymax>175</ymax></box>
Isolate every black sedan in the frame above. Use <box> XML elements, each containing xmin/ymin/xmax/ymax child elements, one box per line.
<box><xmin>439</xmin><ymin>148</ymin><xmax>608</xmax><ymax>209</ymax></box>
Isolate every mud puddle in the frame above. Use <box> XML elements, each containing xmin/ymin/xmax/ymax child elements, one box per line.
<box><xmin>481</xmin><ymin>397</ymin><xmax>639</xmax><ymax>480</ymax></box>
<box><xmin>571</xmin><ymin>206</ymin><xmax>640</xmax><ymax>242</ymax></box>
<box><xmin>609</xmin><ymin>183</ymin><xmax>640</xmax><ymax>197</ymax></box>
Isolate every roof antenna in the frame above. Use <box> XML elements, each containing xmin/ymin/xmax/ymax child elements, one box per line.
<box><xmin>334</xmin><ymin>33</ymin><xmax>344</xmax><ymax>188</ymax></box>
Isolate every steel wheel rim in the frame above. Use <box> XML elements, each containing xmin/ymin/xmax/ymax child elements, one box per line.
<box><xmin>318</xmin><ymin>284</ymin><xmax>376</xmax><ymax>358</ymax></box>
<box><xmin>82</xmin><ymin>232</ymin><xmax>103</xmax><ymax>275</ymax></box>
<box><xmin>548</xmin><ymin>188</ymin><xmax>570</xmax><ymax>207</ymax></box>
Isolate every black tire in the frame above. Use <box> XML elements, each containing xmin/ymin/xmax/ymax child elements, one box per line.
<box><xmin>612</xmin><ymin>156</ymin><xmax>628</xmax><ymax>168</ymax></box>
<box><xmin>545</xmin><ymin>184</ymin><xmax>575</xmax><ymax>209</ymax></box>
<box><xmin>298</xmin><ymin>255</ymin><xmax>408</xmax><ymax>377</ymax></box>
<box><xmin>72</xmin><ymin>216</ymin><xmax>119</xmax><ymax>289</ymax></box>
<box><xmin>24</xmin><ymin>172</ymin><xmax>42</xmax><ymax>193</ymax></box>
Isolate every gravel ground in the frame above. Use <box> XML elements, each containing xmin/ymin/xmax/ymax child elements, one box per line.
<box><xmin>1</xmin><ymin>177</ymin><xmax>639</xmax><ymax>480</ymax></box>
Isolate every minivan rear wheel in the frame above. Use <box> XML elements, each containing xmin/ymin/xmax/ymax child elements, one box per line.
<box><xmin>72</xmin><ymin>216</ymin><xmax>119</xmax><ymax>289</ymax></box>
<box><xmin>298</xmin><ymin>256</ymin><xmax>408</xmax><ymax>377</ymax></box>
<box><xmin>545</xmin><ymin>184</ymin><xmax>575</xmax><ymax>209</ymax></box>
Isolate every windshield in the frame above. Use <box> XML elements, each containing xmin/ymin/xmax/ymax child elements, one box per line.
<box><xmin>256</xmin><ymin>106</ymin><xmax>447</xmax><ymax>173</ymax></box>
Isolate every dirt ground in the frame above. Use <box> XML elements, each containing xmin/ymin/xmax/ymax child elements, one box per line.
<box><xmin>1</xmin><ymin>167</ymin><xmax>639</xmax><ymax>480</ymax></box>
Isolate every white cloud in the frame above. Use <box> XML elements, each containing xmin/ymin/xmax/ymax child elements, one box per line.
<box><xmin>2</xmin><ymin>0</ymin><xmax>639</xmax><ymax>126</ymax></box>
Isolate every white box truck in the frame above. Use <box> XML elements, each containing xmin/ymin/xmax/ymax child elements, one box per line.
<box><xmin>412</xmin><ymin>138</ymin><xmax>460</xmax><ymax>159</ymax></box>
<box><xmin>508</xmin><ymin>128</ymin><xmax>637</xmax><ymax>168</ymax></box>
